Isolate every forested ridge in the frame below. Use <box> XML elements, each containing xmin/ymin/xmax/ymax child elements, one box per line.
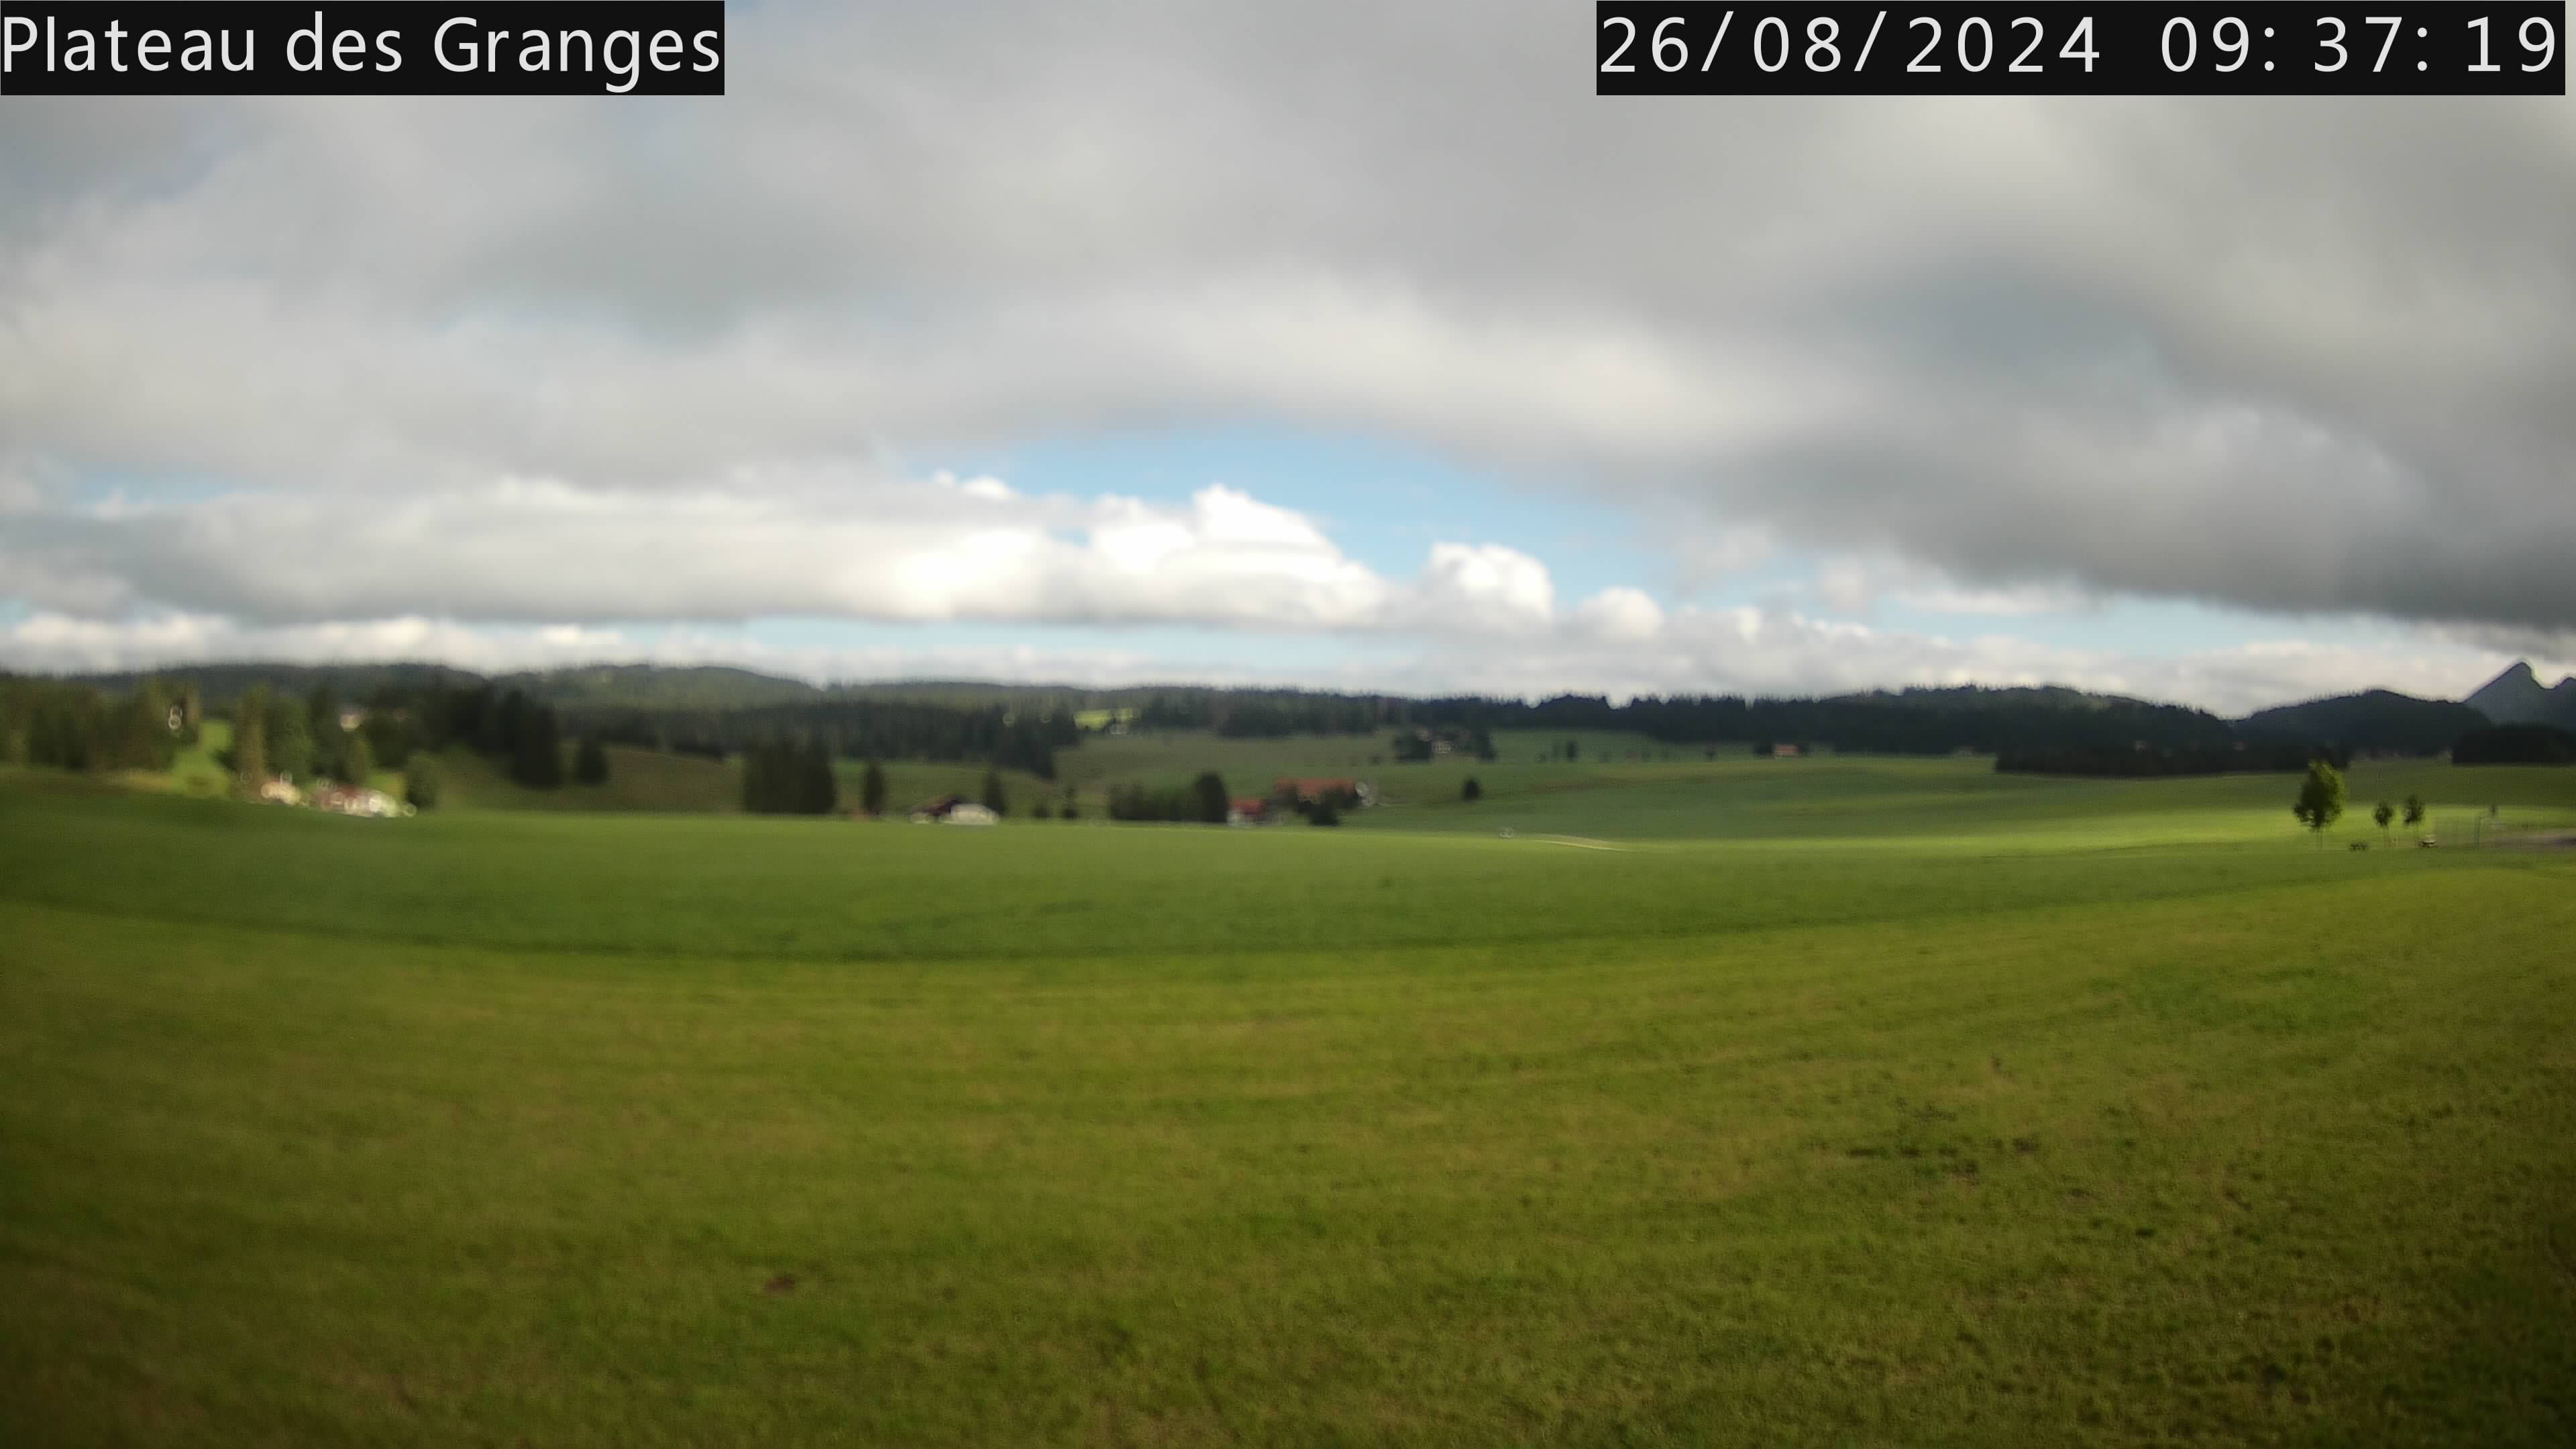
<box><xmin>11</xmin><ymin>662</ymin><xmax>2555</xmax><ymax>786</ymax></box>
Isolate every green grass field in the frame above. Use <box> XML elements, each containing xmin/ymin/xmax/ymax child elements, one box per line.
<box><xmin>3</xmin><ymin>756</ymin><xmax>2573</xmax><ymax>1446</ymax></box>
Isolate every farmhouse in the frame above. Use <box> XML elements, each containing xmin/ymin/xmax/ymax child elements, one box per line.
<box><xmin>910</xmin><ymin>795</ymin><xmax>999</xmax><ymax>825</ymax></box>
<box><xmin>1227</xmin><ymin>796</ymin><xmax>1269</xmax><ymax>826</ymax></box>
<box><xmin>309</xmin><ymin>784</ymin><xmax>403</xmax><ymax>818</ymax></box>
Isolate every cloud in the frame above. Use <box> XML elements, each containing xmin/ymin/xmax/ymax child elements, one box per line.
<box><xmin>1572</xmin><ymin>587</ymin><xmax>1666</xmax><ymax>641</ymax></box>
<box><xmin>9</xmin><ymin>602</ymin><xmax>2563</xmax><ymax>720</ymax></box>
<box><xmin>1</xmin><ymin>2</ymin><xmax>2572</xmax><ymax>671</ymax></box>
<box><xmin>6</xmin><ymin>471</ymin><xmax>1609</xmax><ymax>637</ymax></box>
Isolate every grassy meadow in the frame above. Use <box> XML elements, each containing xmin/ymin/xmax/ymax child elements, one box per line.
<box><xmin>3</xmin><ymin>748</ymin><xmax>2573</xmax><ymax>1446</ymax></box>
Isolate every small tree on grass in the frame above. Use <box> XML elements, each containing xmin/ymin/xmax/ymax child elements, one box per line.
<box><xmin>404</xmin><ymin>755</ymin><xmax>441</xmax><ymax>810</ymax></box>
<box><xmin>1309</xmin><ymin>798</ymin><xmax>1342</xmax><ymax>826</ymax></box>
<box><xmin>1059</xmin><ymin>790</ymin><xmax>1080</xmax><ymax>821</ymax></box>
<box><xmin>341</xmin><ymin>729</ymin><xmax>375</xmax><ymax>787</ymax></box>
<box><xmin>2373</xmin><ymin>800</ymin><xmax>2394</xmax><ymax>841</ymax></box>
<box><xmin>1032</xmin><ymin>796</ymin><xmax>1053</xmax><ymax>819</ymax></box>
<box><xmin>2403</xmin><ymin>794</ymin><xmax>2425</xmax><ymax>833</ymax></box>
<box><xmin>981</xmin><ymin>767</ymin><xmax>1008</xmax><ymax>816</ymax></box>
<box><xmin>1191</xmin><ymin>771</ymin><xmax>1230</xmax><ymax>824</ymax></box>
<box><xmin>574</xmin><ymin>736</ymin><xmax>609</xmax><ymax>786</ymax></box>
<box><xmin>861</xmin><ymin>758</ymin><xmax>888</xmax><ymax>816</ymax></box>
<box><xmin>1462</xmin><ymin>776</ymin><xmax>1483</xmax><ymax>802</ymax></box>
<box><xmin>800</xmin><ymin>741</ymin><xmax>837</xmax><ymax>814</ymax></box>
<box><xmin>2292</xmin><ymin>759</ymin><xmax>2346</xmax><ymax>845</ymax></box>
<box><xmin>232</xmin><ymin>686</ymin><xmax>271</xmax><ymax>792</ymax></box>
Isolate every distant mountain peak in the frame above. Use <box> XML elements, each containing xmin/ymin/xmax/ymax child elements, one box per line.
<box><xmin>2465</xmin><ymin>659</ymin><xmax>2576</xmax><ymax>729</ymax></box>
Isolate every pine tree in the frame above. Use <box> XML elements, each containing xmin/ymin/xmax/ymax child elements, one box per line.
<box><xmin>342</xmin><ymin>729</ymin><xmax>375</xmax><ymax>788</ymax></box>
<box><xmin>265</xmin><ymin>696</ymin><xmax>313</xmax><ymax>783</ymax></box>
<box><xmin>861</xmin><ymin>758</ymin><xmax>888</xmax><ymax>816</ymax></box>
<box><xmin>233</xmin><ymin>686</ymin><xmax>270</xmax><ymax>791</ymax></box>
<box><xmin>512</xmin><ymin>706</ymin><xmax>564</xmax><ymax>788</ymax></box>
<box><xmin>1191</xmin><ymin>771</ymin><xmax>1229</xmax><ymax>824</ymax></box>
<box><xmin>802</xmin><ymin>739</ymin><xmax>837</xmax><ymax>814</ymax></box>
<box><xmin>403</xmin><ymin>755</ymin><xmax>441</xmax><ymax>810</ymax></box>
<box><xmin>574</xmin><ymin>737</ymin><xmax>610</xmax><ymax>786</ymax></box>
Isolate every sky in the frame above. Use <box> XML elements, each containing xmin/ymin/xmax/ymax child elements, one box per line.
<box><xmin>3</xmin><ymin>3</ymin><xmax>2573</xmax><ymax>716</ymax></box>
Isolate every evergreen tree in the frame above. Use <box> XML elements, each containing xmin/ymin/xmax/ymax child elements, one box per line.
<box><xmin>511</xmin><ymin>706</ymin><xmax>564</xmax><ymax>788</ymax></box>
<box><xmin>1191</xmin><ymin>771</ymin><xmax>1229</xmax><ymax>824</ymax></box>
<box><xmin>494</xmin><ymin>689</ymin><xmax>530</xmax><ymax>758</ymax></box>
<box><xmin>802</xmin><ymin>739</ymin><xmax>837</xmax><ymax>814</ymax></box>
<box><xmin>306</xmin><ymin>682</ymin><xmax>345</xmax><ymax>782</ymax></box>
<box><xmin>1462</xmin><ymin>776</ymin><xmax>1483</xmax><ymax>802</ymax></box>
<box><xmin>342</xmin><ymin>730</ymin><xmax>375</xmax><ymax>788</ymax></box>
<box><xmin>403</xmin><ymin>755</ymin><xmax>441</xmax><ymax>810</ymax></box>
<box><xmin>574</xmin><ymin>736</ymin><xmax>610</xmax><ymax>786</ymax></box>
<box><xmin>265</xmin><ymin>695</ymin><xmax>314</xmax><ymax>783</ymax></box>
<box><xmin>861</xmin><ymin>758</ymin><xmax>888</xmax><ymax>816</ymax></box>
<box><xmin>233</xmin><ymin>686</ymin><xmax>271</xmax><ymax>790</ymax></box>
<box><xmin>981</xmin><ymin>767</ymin><xmax>1007</xmax><ymax>816</ymax></box>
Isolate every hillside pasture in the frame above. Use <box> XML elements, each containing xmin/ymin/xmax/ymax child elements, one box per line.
<box><xmin>2</xmin><ymin>771</ymin><xmax>2572</xmax><ymax>1446</ymax></box>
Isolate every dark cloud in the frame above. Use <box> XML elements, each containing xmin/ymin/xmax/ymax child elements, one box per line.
<box><xmin>0</xmin><ymin>2</ymin><xmax>2569</xmax><ymax>640</ymax></box>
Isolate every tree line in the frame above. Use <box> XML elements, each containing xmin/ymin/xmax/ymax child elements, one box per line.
<box><xmin>573</xmin><ymin>699</ymin><xmax>1077</xmax><ymax>780</ymax></box>
<box><xmin>0</xmin><ymin>675</ymin><xmax>194</xmax><ymax>773</ymax></box>
<box><xmin>1104</xmin><ymin>772</ymin><xmax>1232</xmax><ymax>824</ymax></box>
<box><xmin>1119</xmin><ymin>686</ymin><xmax>2242</xmax><ymax>757</ymax></box>
<box><xmin>2452</xmin><ymin>723</ymin><xmax>2576</xmax><ymax>765</ymax></box>
<box><xmin>1995</xmin><ymin>743</ymin><xmax>2350</xmax><ymax>779</ymax></box>
<box><xmin>741</xmin><ymin>740</ymin><xmax>837</xmax><ymax>814</ymax></box>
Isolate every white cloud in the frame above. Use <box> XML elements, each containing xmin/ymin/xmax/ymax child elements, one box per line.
<box><xmin>1573</xmin><ymin>587</ymin><xmax>1666</xmax><ymax>641</ymax></box>
<box><xmin>1409</xmin><ymin>543</ymin><xmax>1556</xmax><ymax>633</ymax></box>
<box><xmin>10</xmin><ymin>602</ymin><xmax>2561</xmax><ymax>720</ymax></box>
<box><xmin>5</xmin><ymin>23</ymin><xmax>2571</xmax><ymax>635</ymax></box>
<box><xmin>9</xmin><ymin>473</ymin><xmax>1592</xmax><ymax>637</ymax></box>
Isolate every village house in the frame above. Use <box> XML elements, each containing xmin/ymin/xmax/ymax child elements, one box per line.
<box><xmin>1226</xmin><ymin>796</ymin><xmax>1269</xmax><ymax>826</ymax></box>
<box><xmin>909</xmin><ymin>795</ymin><xmax>998</xmax><ymax>825</ymax></box>
<box><xmin>309</xmin><ymin>784</ymin><xmax>405</xmax><ymax>818</ymax></box>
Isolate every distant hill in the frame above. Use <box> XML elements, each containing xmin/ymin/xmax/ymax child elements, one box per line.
<box><xmin>2235</xmin><ymin>690</ymin><xmax>2493</xmax><ymax>755</ymax></box>
<box><xmin>2465</xmin><ymin>661</ymin><xmax>2576</xmax><ymax>729</ymax></box>
<box><xmin>1827</xmin><ymin>684</ymin><xmax>2145</xmax><ymax>712</ymax></box>
<box><xmin>57</xmin><ymin>661</ymin><xmax>484</xmax><ymax>706</ymax></box>
<box><xmin>50</xmin><ymin>661</ymin><xmax>826</xmax><ymax>711</ymax></box>
<box><xmin>500</xmin><ymin>664</ymin><xmax>824</xmax><ymax>710</ymax></box>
